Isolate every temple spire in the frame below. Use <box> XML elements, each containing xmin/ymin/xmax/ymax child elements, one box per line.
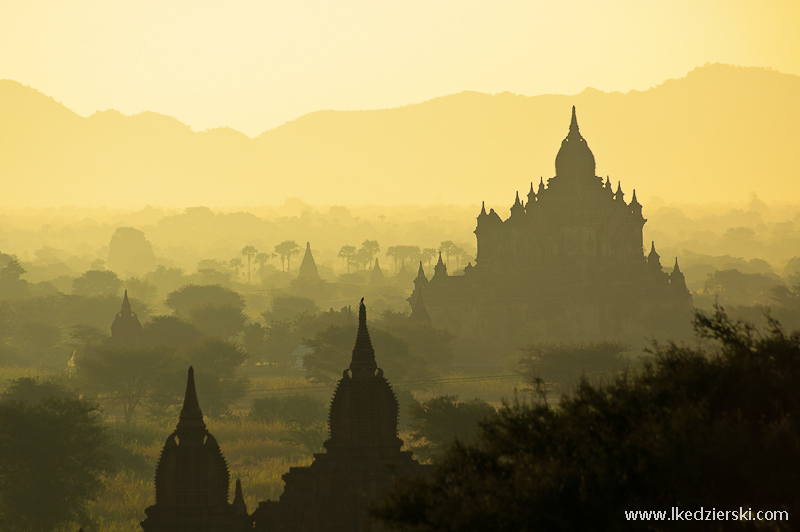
<box><xmin>176</xmin><ymin>366</ymin><xmax>206</xmax><ymax>440</ymax></box>
<box><xmin>409</xmin><ymin>286</ymin><xmax>432</xmax><ymax>323</ymax></box>
<box><xmin>349</xmin><ymin>299</ymin><xmax>377</xmax><ymax>375</ymax></box>
<box><xmin>569</xmin><ymin>105</ymin><xmax>579</xmax><ymax>137</ymax></box>
<box><xmin>121</xmin><ymin>290</ymin><xmax>131</xmax><ymax>315</ymax></box>
<box><xmin>514</xmin><ymin>191</ymin><xmax>521</xmax><ymax>206</ymax></box>
<box><xmin>480</xmin><ymin>201</ymin><xmax>487</xmax><ymax>216</ymax></box>
<box><xmin>232</xmin><ymin>478</ymin><xmax>247</xmax><ymax>515</ymax></box>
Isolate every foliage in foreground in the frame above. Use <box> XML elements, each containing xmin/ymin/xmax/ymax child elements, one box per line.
<box><xmin>374</xmin><ymin>308</ymin><xmax>800</xmax><ymax>531</ymax></box>
<box><xmin>0</xmin><ymin>378</ymin><xmax>112</xmax><ymax>532</ymax></box>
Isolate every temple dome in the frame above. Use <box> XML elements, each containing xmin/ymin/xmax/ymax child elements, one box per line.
<box><xmin>554</xmin><ymin>106</ymin><xmax>596</xmax><ymax>179</ymax></box>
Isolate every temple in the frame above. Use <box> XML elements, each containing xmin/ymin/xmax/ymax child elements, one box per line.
<box><xmin>298</xmin><ymin>241</ymin><xmax>320</xmax><ymax>281</ymax></box>
<box><xmin>252</xmin><ymin>299</ymin><xmax>428</xmax><ymax>532</ymax></box>
<box><xmin>110</xmin><ymin>290</ymin><xmax>142</xmax><ymax>343</ymax></box>
<box><xmin>409</xmin><ymin>107</ymin><xmax>692</xmax><ymax>350</ymax></box>
<box><xmin>141</xmin><ymin>367</ymin><xmax>251</xmax><ymax>532</ymax></box>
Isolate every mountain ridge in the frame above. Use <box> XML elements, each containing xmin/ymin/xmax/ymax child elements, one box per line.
<box><xmin>1</xmin><ymin>63</ymin><xmax>798</xmax><ymax>208</ymax></box>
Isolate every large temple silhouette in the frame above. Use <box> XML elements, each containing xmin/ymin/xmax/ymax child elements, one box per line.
<box><xmin>142</xmin><ymin>300</ymin><xmax>426</xmax><ymax>532</ymax></box>
<box><xmin>409</xmin><ymin>107</ymin><xmax>693</xmax><ymax>349</ymax></box>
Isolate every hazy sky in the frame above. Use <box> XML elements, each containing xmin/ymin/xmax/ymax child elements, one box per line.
<box><xmin>1</xmin><ymin>0</ymin><xmax>798</xmax><ymax>136</ymax></box>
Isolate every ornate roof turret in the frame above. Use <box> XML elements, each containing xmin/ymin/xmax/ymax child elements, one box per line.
<box><xmin>414</xmin><ymin>261</ymin><xmax>429</xmax><ymax>288</ymax></box>
<box><xmin>647</xmin><ymin>241</ymin><xmax>662</xmax><ymax>269</ymax></box>
<box><xmin>510</xmin><ymin>191</ymin><xmax>525</xmax><ymax>218</ymax></box>
<box><xmin>433</xmin><ymin>252</ymin><xmax>448</xmax><ymax>279</ymax></box>
<box><xmin>527</xmin><ymin>182</ymin><xmax>536</xmax><ymax>204</ymax></box>
<box><xmin>615</xmin><ymin>182</ymin><xmax>626</xmax><ymax>204</ymax></box>
<box><xmin>298</xmin><ymin>241</ymin><xmax>320</xmax><ymax>281</ymax></box>
<box><xmin>554</xmin><ymin>106</ymin><xmax>596</xmax><ymax>180</ymax></box>
<box><xmin>538</xmin><ymin>176</ymin><xmax>546</xmax><ymax>194</ymax></box>
<box><xmin>111</xmin><ymin>290</ymin><xmax>142</xmax><ymax>342</ymax></box>
<box><xmin>630</xmin><ymin>189</ymin><xmax>644</xmax><ymax>217</ymax></box>
<box><xmin>477</xmin><ymin>201</ymin><xmax>488</xmax><ymax>220</ymax></box>
<box><xmin>670</xmin><ymin>258</ymin><xmax>690</xmax><ymax>293</ymax></box>
<box><xmin>409</xmin><ymin>286</ymin><xmax>432</xmax><ymax>323</ymax></box>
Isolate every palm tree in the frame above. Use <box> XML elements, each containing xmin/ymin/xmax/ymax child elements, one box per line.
<box><xmin>241</xmin><ymin>245</ymin><xmax>258</xmax><ymax>284</ymax></box>
<box><xmin>229</xmin><ymin>257</ymin><xmax>244</xmax><ymax>280</ymax></box>
<box><xmin>274</xmin><ymin>240</ymin><xmax>301</xmax><ymax>272</ymax></box>
<box><xmin>338</xmin><ymin>245</ymin><xmax>357</xmax><ymax>273</ymax></box>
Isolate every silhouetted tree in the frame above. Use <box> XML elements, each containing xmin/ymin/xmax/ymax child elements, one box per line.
<box><xmin>262</xmin><ymin>295</ymin><xmax>319</xmax><ymax>323</ymax></box>
<box><xmin>407</xmin><ymin>396</ymin><xmax>497</xmax><ymax>462</ymax></box>
<box><xmin>189</xmin><ymin>303</ymin><xmax>248</xmax><ymax>339</ymax></box>
<box><xmin>123</xmin><ymin>276</ymin><xmax>158</xmax><ymax>305</ymax></box>
<box><xmin>0</xmin><ymin>258</ymin><xmax>29</xmax><ymax>300</ymax></box>
<box><xmin>165</xmin><ymin>284</ymin><xmax>244</xmax><ymax>316</ymax></box>
<box><xmin>72</xmin><ymin>269</ymin><xmax>122</xmax><ymax>297</ymax></box>
<box><xmin>228</xmin><ymin>257</ymin><xmax>244</xmax><ymax>281</ymax></box>
<box><xmin>438</xmin><ymin>240</ymin><xmax>456</xmax><ymax>267</ymax></box>
<box><xmin>142</xmin><ymin>315</ymin><xmax>203</xmax><ymax>349</ymax></box>
<box><xmin>255</xmin><ymin>252</ymin><xmax>272</xmax><ymax>275</ymax></box>
<box><xmin>241</xmin><ymin>245</ymin><xmax>258</xmax><ymax>284</ymax></box>
<box><xmin>0</xmin><ymin>378</ymin><xmax>112</xmax><ymax>532</ymax></box>
<box><xmin>519</xmin><ymin>341</ymin><xmax>634</xmax><ymax>394</ymax></box>
<box><xmin>75</xmin><ymin>345</ymin><xmax>179</xmax><ymax>426</ymax></box>
<box><xmin>145</xmin><ymin>265</ymin><xmax>186</xmax><ymax>296</ymax></box>
<box><xmin>107</xmin><ymin>226</ymin><xmax>157</xmax><ymax>275</ymax></box>
<box><xmin>420</xmin><ymin>248</ymin><xmax>437</xmax><ymax>268</ymax></box>
<box><xmin>68</xmin><ymin>324</ymin><xmax>107</xmax><ymax>348</ymax></box>
<box><xmin>303</xmin><ymin>325</ymin><xmax>426</xmax><ymax>384</ymax></box>
<box><xmin>275</xmin><ymin>240</ymin><xmax>301</xmax><ymax>272</ymax></box>
<box><xmin>360</xmin><ymin>239</ymin><xmax>380</xmax><ymax>265</ymax></box>
<box><xmin>338</xmin><ymin>245</ymin><xmax>357</xmax><ymax>273</ymax></box>
<box><xmin>375</xmin><ymin>308</ymin><xmax>800</xmax><ymax>531</ymax></box>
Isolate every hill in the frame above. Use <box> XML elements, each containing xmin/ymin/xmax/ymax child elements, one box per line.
<box><xmin>1</xmin><ymin>63</ymin><xmax>798</xmax><ymax>208</ymax></box>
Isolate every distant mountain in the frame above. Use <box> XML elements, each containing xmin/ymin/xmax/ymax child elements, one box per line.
<box><xmin>1</xmin><ymin>64</ymin><xmax>798</xmax><ymax>209</ymax></box>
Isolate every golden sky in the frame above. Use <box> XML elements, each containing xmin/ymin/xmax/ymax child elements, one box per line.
<box><xmin>1</xmin><ymin>0</ymin><xmax>799</xmax><ymax>136</ymax></box>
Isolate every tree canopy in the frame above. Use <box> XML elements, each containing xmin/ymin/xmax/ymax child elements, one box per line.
<box><xmin>0</xmin><ymin>378</ymin><xmax>112</xmax><ymax>532</ymax></box>
<box><xmin>375</xmin><ymin>307</ymin><xmax>800</xmax><ymax>531</ymax></box>
<box><xmin>164</xmin><ymin>283</ymin><xmax>244</xmax><ymax>316</ymax></box>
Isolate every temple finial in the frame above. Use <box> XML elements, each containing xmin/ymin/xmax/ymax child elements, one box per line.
<box><xmin>350</xmin><ymin>299</ymin><xmax>377</xmax><ymax>374</ymax></box>
<box><xmin>176</xmin><ymin>366</ymin><xmax>206</xmax><ymax>437</ymax></box>
<box><xmin>120</xmin><ymin>289</ymin><xmax>131</xmax><ymax>314</ymax></box>
<box><xmin>569</xmin><ymin>106</ymin><xmax>579</xmax><ymax>136</ymax></box>
<box><xmin>233</xmin><ymin>478</ymin><xmax>247</xmax><ymax>514</ymax></box>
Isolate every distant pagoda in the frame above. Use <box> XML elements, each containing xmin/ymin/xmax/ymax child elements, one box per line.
<box><xmin>411</xmin><ymin>107</ymin><xmax>692</xmax><ymax>350</ymax></box>
<box><xmin>111</xmin><ymin>290</ymin><xmax>142</xmax><ymax>343</ymax></box>
<box><xmin>252</xmin><ymin>299</ymin><xmax>428</xmax><ymax>532</ymax></box>
<box><xmin>298</xmin><ymin>241</ymin><xmax>321</xmax><ymax>281</ymax></box>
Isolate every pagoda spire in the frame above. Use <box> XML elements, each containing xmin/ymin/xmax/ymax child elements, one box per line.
<box><xmin>568</xmin><ymin>105</ymin><xmax>579</xmax><ymax>138</ymax></box>
<box><xmin>514</xmin><ymin>191</ymin><xmax>521</xmax><ymax>206</ymax></box>
<box><xmin>409</xmin><ymin>286</ymin><xmax>432</xmax><ymax>323</ymax></box>
<box><xmin>349</xmin><ymin>299</ymin><xmax>377</xmax><ymax>376</ymax></box>
<box><xmin>232</xmin><ymin>478</ymin><xmax>248</xmax><ymax>515</ymax></box>
<box><xmin>538</xmin><ymin>176</ymin><xmax>545</xmax><ymax>194</ymax></box>
<box><xmin>176</xmin><ymin>366</ymin><xmax>206</xmax><ymax>444</ymax></box>
<box><xmin>480</xmin><ymin>201</ymin><xmax>487</xmax><ymax>216</ymax></box>
<box><xmin>121</xmin><ymin>290</ymin><xmax>131</xmax><ymax>315</ymax></box>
